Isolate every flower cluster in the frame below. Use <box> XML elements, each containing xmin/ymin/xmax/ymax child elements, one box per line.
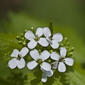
<box><xmin>8</xmin><ymin>27</ymin><xmax>74</xmax><ymax>83</ymax></box>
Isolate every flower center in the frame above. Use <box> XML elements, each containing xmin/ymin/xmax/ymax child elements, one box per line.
<box><xmin>17</xmin><ymin>54</ymin><xmax>22</xmax><ymax>60</ymax></box>
<box><xmin>50</xmin><ymin>50</ymin><xmax>53</xmax><ymax>53</ymax></box>
<box><xmin>17</xmin><ymin>56</ymin><xmax>21</xmax><ymax>60</ymax></box>
<box><xmin>59</xmin><ymin>57</ymin><xmax>64</xmax><ymax>62</ymax></box>
<box><xmin>35</xmin><ymin>36</ymin><xmax>39</xmax><ymax>41</ymax></box>
<box><xmin>48</xmin><ymin>59</ymin><xmax>52</xmax><ymax>63</ymax></box>
<box><xmin>37</xmin><ymin>59</ymin><xmax>42</xmax><ymax>64</ymax></box>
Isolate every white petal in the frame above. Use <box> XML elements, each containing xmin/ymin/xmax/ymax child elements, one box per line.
<box><xmin>17</xmin><ymin>58</ymin><xmax>25</xmax><ymax>69</ymax></box>
<box><xmin>60</xmin><ymin>47</ymin><xmax>67</xmax><ymax>57</ymax></box>
<box><xmin>11</xmin><ymin>49</ymin><xmax>19</xmax><ymax>57</ymax></box>
<box><xmin>41</xmin><ymin>72</ymin><xmax>47</xmax><ymax>83</ymax></box>
<box><xmin>43</xmin><ymin>27</ymin><xmax>51</xmax><ymax>37</ymax></box>
<box><xmin>51</xmin><ymin>52</ymin><xmax>60</xmax><ymax>60</ymax></box>
<box><xmin>51</xmin><ymin>40</ymin><xmax>59</xmax><ymax>49</ymax></box>
<box><xmin>36</xmin><ymin>27</ymin><xmax>43</xmax><ymax>37</ymax></box>
<box><xmin>46</xmin><ymin>70</ymin><xmax>53</xmax><ymax>77</ymax></box>
<box><xmin>58</xmin><ymin>62</ymin><xmax>66</xmax><ymax>72</ymax></box>
<box><xmin>40</xmin><ymin>50</ymin><xmax>50</xmax><ymax>61</ymax></box>
<box><xmin>41</xmin><ymin>68</ymin><xmax>53</xmax><ymax>77</ymax></box>
<box><xmin>24</xmin><ymin>31</ymin><xmax>35</xmax><ymax>40</ymax></box>
<box><xmin>8</xmin><ymin>58</ymin><xmax>17</xmax><ymax>69</ymax></box>
<box><xmin>27</xmin><ymin>40</ymin><xmax>37</xmax><ymax>49</ymax></box>
<box><xmin>30</xmin><ymin>49</ymin><xmax>40</xmax><ymax>60</ymax></box>
<box><xmin>19</xmin><ymin>47</ymin><xmax>29</xmax><ymax>57</ymax></box>
<box><xmin>38</xmin><ymin>38</ymin><xmax>49</xmax><ymax>47</ymax></box>
<box><xmin>64</xmin><ymin>58</ymin><xmax>74</xmax><ymax>66</ymax></box>
<box><xmin>40</xmin><ymin>62</ymin><xmax>51</xmax><ymax>71</ymax></box>
<box><xmin>27</xmin><ymin>61</ymin><xmax>38</xmax><ymax>70</ymax></box>
<box><xmin>52</xmin><ymin>33</ymin><xmax>63</xmax><ymax>42</ymax></box>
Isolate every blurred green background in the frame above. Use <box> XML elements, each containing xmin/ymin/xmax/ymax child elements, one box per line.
<box><xmin>0</xmin><ymin>0</ymin><xmax>85</xmax><ymax>85</ymax></box>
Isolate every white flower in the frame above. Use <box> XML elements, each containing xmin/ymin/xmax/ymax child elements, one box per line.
<box><xmin>41</xmin><ymin>68</ymin><xmax>53</xmax><ymax>82</ymax></box>
<box><xmin>44</xmin><ymin>30</ymin><xmax>63</xmax><ymax>49</ymax></box>
<box><xmin>8</xmin><ymin>47</ymin><xmax>29</xmax><ymax>69</ymax></box>
<box><xmin>50</xmin><ymin>47</ymin><xmax>74</xmax><ymax>72</ymax></box>
<box><xmin>24</xmin><ymin>27</ymin><xmax>51</xmax><ymax>49</ymax></box>
<box><xmin>27</xmin><ymin>49</ymin><xmax>52</xmax><ymax>72</ymax></box>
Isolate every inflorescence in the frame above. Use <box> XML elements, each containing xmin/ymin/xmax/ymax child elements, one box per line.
<box><xmin>8</xmin><ymin>26</ymin><xmax>74</xmax><ymax>83</ymax></box>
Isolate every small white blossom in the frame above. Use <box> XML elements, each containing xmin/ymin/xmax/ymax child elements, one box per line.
<box><xmin>24</xmin><ymin>27</ymin><xmax>51</xmax><ymax>49</ymax></box>
<box><xmin>27</xmin><ymin>49</ymin><xmax>52</xmax><ymax>72</ymax></box>
<box><xmin>8</xmin><ymin>47</ymin><xmax>29</xmax><ymax>69</ymax></box>
<box><xmin>50</xmin><ymin>47</ymin><xmax>74</xmax><ymax>72</ymax></box>
<box><xmin>41</xmin><ymin>68</ymin><xmax>53</xmax><ymax>82</ymax></box>
<box><xmin>45</xmin><ymin>32</ymin><xmax>63</xmax><ymax>49</ymax></box>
